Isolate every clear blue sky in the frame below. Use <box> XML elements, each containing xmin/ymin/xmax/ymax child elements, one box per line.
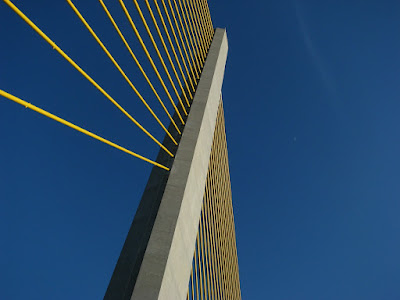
<box><xmin>1</xmin><ymin>1</ymin><xmax>400</xmax><ymax>299</ymax></box>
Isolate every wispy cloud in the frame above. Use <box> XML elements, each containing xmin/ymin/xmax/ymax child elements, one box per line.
<box><xmin>294</xmin><ymin>1</ymin><xmax>336</xmax><ymax>97</ymax></box>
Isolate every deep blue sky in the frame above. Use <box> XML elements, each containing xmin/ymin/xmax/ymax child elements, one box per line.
<box><xmin>1</xmin><ymin>1</ymin><xmax>400</xmax><ymax>299</ymax></box>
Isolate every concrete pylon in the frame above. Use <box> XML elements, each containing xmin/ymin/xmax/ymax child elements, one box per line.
<box><xmin>104</xmin><ymin>28</ymin><xmax>235</xmax><ymax>300</ymax></box>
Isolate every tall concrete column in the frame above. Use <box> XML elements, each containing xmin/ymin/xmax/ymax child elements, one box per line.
<box><xmin>104</xmin><ymin>28</ymin><xmax>228</xmax><ymax>300</ymax></box>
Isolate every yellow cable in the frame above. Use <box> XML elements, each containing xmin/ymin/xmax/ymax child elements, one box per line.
<box><xmin>152</xmin><ymin>0</ymin><xmax>195</xmax><ymax>97</ymax></box>
<box><xmin>0</xmin><ymin>90</ymin><xmax>169</xmax><ymax>171</ymax></box>
<box><xmin>158</xmin><ymin>0</ymin><xmax>196</xmax><ymax>93</ymax></box>
<box><xmin>144</xmin><ymin>0</ymin><xmax>193</xmax><ymax>102</ymax></box>
<box><xmin>172</xmin><ymin>0</ymin><xmax>200</xmax><ymax>78</ymax></box>
<box><xmin>196</xmin><ymin>0</ymin><xmax>211</xmax><ymax>47</ymax></box>
<box><xmin>193</xmin><ymin>0</ymin><xmax>209</xmax><ymax>56</ymax></box>
<box><xmin>197</xmin><ymin>232</ymin><xmax>204</xmax><ymax>300</ymax></box>
<box><xmin>192</xmin><ymin>0</ymin><xmax>209</xmax><ymax>48</ymax></box>
<box><xmin>184</xmin><ymin>0</ymin><xmax>206</xmax><ymax>63</ymax></box>
<box><xmin>3</xmin><ymin>0</ymin><xmax>173</xmax><ymax>157</ymax></box>
<box><xmin>200</xmin><ymin>0</ymin><xmax>214</xmax><ymax>40</ymax></box>
<box><xmin>119</xmin><ymin>0</ymin><xmax>188</xmax><ymax>120</ymax></box>
<box><xmin>194</xmin><ymin>238</ymin><xmax>200</xmax><ymax>299</ymax></box>
<box><xmin>98</xmin><ymin>0</ymin><xmax>181</xmax><ymax>136</ymax></box>
<box><xmin>67</xmin><ymin>0</ymin><xmax>178</xmax><ymax>146</ymax></box>
<box><xmin>132</xmin><ymin>0</ymin><xmax>190</xmax><ymax>108</ymax></box>
<box><xmin>203</xmin><ymin>0</ymin><xmax>214</xmax><ymax>31</ymax></box>
<box><xmin>188</xmin><ymin>0</ymin><xmax>207</xmax><ymax>59</ymax></box>
<box><xmin>181</xmin><ymin>0</ymin><xmax>203</xmax><ymax>69</ymax></box>
<box><xmin>177</xmin><ymin>0</ymin><xmax>202</xmax><ymax>78</ymax></box>
<box><xmin>166</xmin><ymin>0</ymin><xmax>199</xmax><ymax>83</ymax></box>
<box><xmin>190</xmin><ymin>269</ymin><xmax>195</xmax><ymax>300</ymax></box>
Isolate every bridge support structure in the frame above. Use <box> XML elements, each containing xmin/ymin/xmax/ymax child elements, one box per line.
<box><xmin>104</xmin><ymin>28</ymin><xmax>240</xmax><ymax>300</ymax></box>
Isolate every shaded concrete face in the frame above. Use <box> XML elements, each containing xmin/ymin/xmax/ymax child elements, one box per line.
<box><xmin>103</xmin><ymin>87</ymin><xmax>187</xmax><ymax>300</ymax></box>
<box><xmin>104</xmin><ymin>28</ymin><xmax>228</xmax><ymax>300</ymax></box>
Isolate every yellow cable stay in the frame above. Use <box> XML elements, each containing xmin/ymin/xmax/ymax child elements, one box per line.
<box><xmin>119</xmin><ymin>0</ymin><xmax>188</xmax><ymax>120</ymax></box>
<box><xmin>3</xmin><ymin>0</ymin><xmax>173</xmax><ymax>157</ymax></box>
<box><xmin>132</xmin><ymin>0</ymin><xmax>191</xmax><ymax>108</ymax></box>
<box><xmin>187</xmin><ymin>0</ymin><xmax>207</xmax><ymax>59</ymax></box>
<box><xmin>196</xmin><ymin>0</ymin><xmax>211</xmax><ymax>46</ymax></box>
<box><xmin>166</xmin><ymin>0</ymin><xmax>199</xmax><ymax>83</ymax></box>
<box><xmin>171</xmin><ymin>0</ymin><xmax>201</xmax><ymax>79</ymax></box>
<box><xmin>178</xmin><ymin>0</ymin><xmax>202</xmax><ymax>79</ymax></box>
<box><xmin>97</xmin><ymin>0</ymin><xmax>181</xmax><ymax>137</ymax></box>
<box><xmin>181</xmin><ymin>0</ymin><xmax>204</xmax><ymax>64</ymax></box>
<box><xmin>144</xmin><ymin>0</ymin><xmax>193</xmax><ymax>102</ymax></box>
<box><xmin>0</xmin><ymin>90</ymin><xmax>169</xmax><ymax>171</ymax></box>
<box><xmin>200</xmin><ymin>0</ymin><xmax>214</xmax><ymax>40</ymax></box>
<box><xmin>157</xmin><ymin>0</ymin><xmax>197</xmax><ymax>93</ymax></box>
<box><xmin>193</xmin><ymin>0</ymin><xmax>211</xmax><ymax>51</ymax></box>
<box><xmin>151</xmin><ymin>0</ymin><xmax>195</xmax><ymax>97</ymax></box>
<box><xmin>66</xmin><ymin>0</ymin><xmax>178</xmax><ymax>146</ymax></box>
<box><xmin>203</xmin><ymin>0</ymin><xmax>214</xmax><ymax>32</ymax></box>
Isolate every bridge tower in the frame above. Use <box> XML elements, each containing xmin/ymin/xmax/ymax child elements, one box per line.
<box><xmin>104</xmin><ymin>28</ymin><xmax>241</xmax><ymax>300</ymax></box>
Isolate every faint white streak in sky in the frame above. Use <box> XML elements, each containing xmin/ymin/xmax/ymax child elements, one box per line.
<box><xmin>294</xmin><ymin>1</ymin><xmax>337</xmax><ymax>97</ymax></box>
